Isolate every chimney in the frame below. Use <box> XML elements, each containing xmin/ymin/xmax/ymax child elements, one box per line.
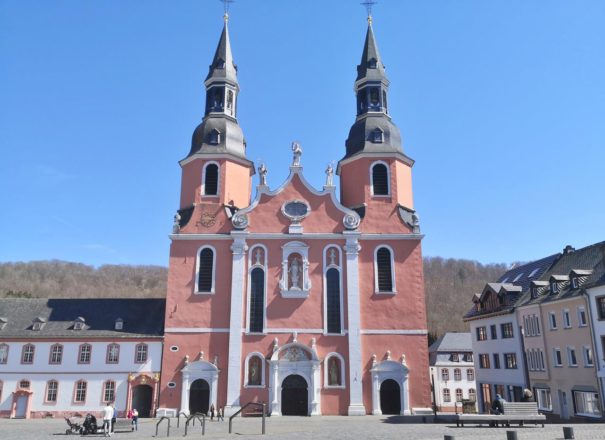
<box><xmin>563</xmin><ymin>245</ymin><xmax>575</xmax><ymax>254</ymax></box>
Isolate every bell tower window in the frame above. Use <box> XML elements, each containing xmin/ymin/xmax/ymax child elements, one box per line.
<box><xmin>371</xmin><ymin>162</ymin><xmax>390</xmax><ymax>196</ymax></box>
<box><xmin>202</xmin><ymin>162</ymin><xmax>219</xmax><ymax>196</ymax></box>
<box><xmin>195</xmin><ymin>246</ymin><xmax>216</xmax><ymax>294</ymax></box>
<box><xmin>375</xmin><ymin>245</ymin><xmax>396</xmax><ymax>294</ymax></box>
<box><xmin>369</xmin><ymin>87</ymin><xmax>380</xmax><ymax>110</ymax></box>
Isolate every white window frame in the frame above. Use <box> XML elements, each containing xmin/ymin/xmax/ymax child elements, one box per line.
<box><xmin>573</xmin><ymin>390</ymin><xmax>602</xmax><ymax>418</ymax></box>
<box><xmin>562</xmin><ymin>309</ymin><xmax>571</xmax><ymax>328</ymax></box>
<box><xmin>201</xmin><ymin>161</ymin><xmax>220</xmax><ymax>198</ymax></box>
<box><xmin>246</xmin><ymin>244</ymin><xmax>267</xmax><ymax>334</ymax></box>
<box><xmin>583</xmin><ymin>346</ymin><xmax>594</xmax><ymax>367</ymax></box>
<box><xmin>466</xmin><ymin>368</ymin><xmax>474</xmax><ymax>381</ymax></box>
<box><xmin>536</xmin><ymin>388</ymin><xmax>552</xmax><ymax>411</ymax></box>
<box><xmin>323</xmin><ymin>245</ymin><xmax>344</xmax><ymax>335</ymax></box>
<box><xmin>369</xmin><ymin>160</ymin><xmax>391</xmax><ymax>197</ymax></box>
<box><xmin>567</xmin><ymin>346</ymin><xmax>578</xmax><ymax>367</ymax></box>
<box><xmin>0</xmin><ymin>343</ymin><xmax>9</xmax><ymax>364</ymax></box>
<box><xmin>553</xmin><ymin>347</ymin><xmax>562</xmax><ymax>367</ymax></box>
<box><xmin>549</xmin><ymin>312</ymin><xmax>557</xmax><ymax>330</ymax></box>
<box><xmin>324</xmin><ymin>352</ymin><xmax>346</xmax><ymax>388</ymax></box>
<box><xmin>374</xmin><ymin>244</ymin><xmax>397</xmax><ymax>294</ymax></box>
<box><xmin>578</xmin><ymin>306</ymin><xmax>587</xmax><ymax>327</ymax></box>
<box><xmin>194</xmin><ymin>245</ymin><xmax>216</xmax><ymax>294</ymax></box>
<box><xmin>243</xmin><ymin>352</ymin><xmax>265</xmax><ymax>388</ymax></box>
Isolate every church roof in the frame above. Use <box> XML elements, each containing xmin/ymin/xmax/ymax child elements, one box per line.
<box><xmin>356</xmin><ymin>22</ymin><xmax>388</xmax><ymax>84</ymax></box>
<box><xmin>205</xmin><ymin>18</ymin><xmax>238</xmax><ymax>87</ymax></box>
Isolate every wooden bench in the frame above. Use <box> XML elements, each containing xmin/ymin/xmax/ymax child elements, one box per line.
<box><xmin>456</xmin><ymin>402</ymin><xmax>546</xmax><ymax>428</ymax></box>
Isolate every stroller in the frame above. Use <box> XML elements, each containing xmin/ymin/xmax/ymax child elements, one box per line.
<box><xmin>81</xmin><ymin>413</ymin><xmax>99</xmax><ymax>435</ymax></box>
<box><xmin>64</xmin><ymin>417</ymin><xmax>82</xmax><ymax>435</ymax></box>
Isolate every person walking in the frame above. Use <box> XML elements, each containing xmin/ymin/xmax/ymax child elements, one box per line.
<box><xmin>210</xmin><ymin>403</ymin><xmax>215</xmax><ymax>421</ymax></box>
<box><xmin>217</xmin><ymin>407</ymin><xmax>224</xmax><ymax>422</ymax></box>
<box><xmin>131</xmin><ymin>408</ymin><xmax>139</xmax><ymax>431</ymax></box>
<box><xmin>110</xmin><ymin>403</ymin><xmax>117</xmax><ymax>434</ymax></box>
<box><xmin>102</xmin><ymin>403</ymin><xmax>113</xmax><ymax>437</ymax></box>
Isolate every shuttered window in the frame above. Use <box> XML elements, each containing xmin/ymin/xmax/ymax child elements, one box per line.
<box><xmin>372</xmin><ymin>163</ymin><xmax>389</xmax><ymax>195</ymax></box>
<box><xmin>204</xmin><ymin>164</ymin><xmax>219</xmax><ymax>195</ymax></box>
<box><xmin>376</xmin><ymin>247</ymin><xmax>393</xmax><ymax>292</ymax></box>
<box><xmin>197</xmin><ymin>248</ymin><xmax>214</xmax><ymax>292</ymax></box>
<box><xmin>249</xmin><ymin>268</ymin><xmax>264</xmax><ymax>333</ymax></box>
<box><xmin>326</xmin><ymin>268</ymin><xmax>341</xmax><ymax>334</ymax></box>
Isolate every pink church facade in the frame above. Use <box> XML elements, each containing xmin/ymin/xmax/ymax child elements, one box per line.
<box><xmin>158</xmin><ymin>16</ymin><xmax>431</xmax><ymax>416</ymax></box>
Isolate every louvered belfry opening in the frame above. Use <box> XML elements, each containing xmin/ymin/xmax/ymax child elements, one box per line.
<box><xmin>197</xmin><ymin>248</ymin><xmax>214</xmax><ymax>292</ymax></box>
<box><xmin>326</xmin><ymin>268</ymin><xmax>341</xmax><ymax>333</ymax></box>
<box><xmin>204</xmin><ymin>164</ymin><xmax>219</xmax><ymax>195</ymax></box>
<box><xmin>249</xmin><ymin>267</ymin><xmax>265</xmax><ymax>333</ymax></box>
<box><xmin>377</xmin><ymin>247</ymin><xmax>393</xmax><ymax>292</ymax></box>
<box><xmin>372</xmin><ymin>163</ymin><xmax>389</xmax><ymax>195</ymax></box>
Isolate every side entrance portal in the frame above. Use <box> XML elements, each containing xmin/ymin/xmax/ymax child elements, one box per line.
<box><xmin>132</xmin><ymin>384</ymin><xmax>153</xmax><ymax>418</ymax></box>
<box><xmin>281</xmin><ymin>375</ymin><xmax>308</xmax><ymax>416</ymax></box>
<box><xmin>189</xmin><ymin>379</ymin><xmax>210</xmax><ymax>415</ymax></box>
<box><xmin>380</xmin><ymin>379</ymin><xmax>401</xmax><ymax>415</ymax></box>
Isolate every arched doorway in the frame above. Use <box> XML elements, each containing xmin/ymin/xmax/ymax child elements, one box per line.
<box><xmin>132</xmin><ymin>385</ymin><xmax>153</xmax><ymax>418</ymax></box>
<box><xmin>281</xmin><ymin>374</ymin><xmax>308</xmax><ymax>416</ymax></box>
<box><xmin>189</xmin><ymin>379</ymin><xmax>210</xmax><ymax>415</ymax></box>
<box><xmin>380</xmin><ymin>379</ymin><xmax>401</xmax><ymax>415</ymax></box>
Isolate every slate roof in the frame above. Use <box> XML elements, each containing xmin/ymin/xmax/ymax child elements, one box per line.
<box><xmin>463</xmin><ymin>253</ymin><xmax>560</xmax><ymax>321</ymax></box>
<box><xmin>0</xmin><ymin>298</ymin><xmax>165</xmax><ymax>338</ymax></box>
<box><xmin>516</xmin><ymin>241</ymin><xmax>605</xmax><ymax>307</ymax></box>
<box><xmin>429</xmin><ymin>332</ymin><xmax>472</xmax><ymax>353</ymax></box>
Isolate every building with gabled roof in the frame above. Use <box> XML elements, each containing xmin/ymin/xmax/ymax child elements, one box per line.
<box><xmin>0</xmin><ymin>298</ymin><xmax>165</xmax><ymax>419</ymax></box>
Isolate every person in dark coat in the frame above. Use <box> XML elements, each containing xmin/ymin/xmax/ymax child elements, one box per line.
<box><xmin>521</xmin><ymin>389</ymin><xmax>534</xmax><ymax>402</ymax></box>
<box><xmin>491</xmin><ymin>394</ymin><xmax>505</xmax><ymax>414</ymax></box>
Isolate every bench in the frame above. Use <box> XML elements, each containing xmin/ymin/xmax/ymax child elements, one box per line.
<box><xmin>456</xmin><ymin>402</ymin><xmax>546</xmax><ymax>428</ymax></box>
<box><xmin>113</xmin><ymin>418</ymin><xmax>135</xmax><ymax>432</ymax></box>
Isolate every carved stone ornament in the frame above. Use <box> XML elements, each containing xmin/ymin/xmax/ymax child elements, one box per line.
<box><xmin>343</xmin><ymin>213</ymin><xmax>361</xmax><ymax>230</ymax></box>
<box><xmin>231</xmin><ymin>213</ymin><xmax>249</xmax><ymax>229</ymax></box>
<box><xmin>198</xmin><ymin>211</ymin><xmax>216</xmax><ymax>228</ymax></box>
<box><xmin>283</xmin><ymin>347</ymin><xmax>308</xmax><ymax>362</ymax></box>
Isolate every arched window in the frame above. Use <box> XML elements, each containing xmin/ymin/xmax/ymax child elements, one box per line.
<box><xmin>106</xmin><ymin>343</ymin><xmax>120</xmax><ymax>364</ymax></box>
<box><xmin>249</xmin><ymin>268</ymin><xmax>265</xmax><ymax>333</ymax></box>
<box><xmin>375</xmin><ymin>246</ymin><xmax>395</xmax><ymax>293</ymax></box>
<box><xmin>49</xmin><ymin>344</ymin><xmax>63</xmax><ymax>365</ymax></box>
<box><xmin>441</xmin><ymin>368</ymin><xmax>449</xmax><ymax>381</ymax></box>
<box><xmin>46</xmin><ymin>380</ymin><xmax>58</xmax><ymax>402</ymax></box>
<box><xmin>456</xmin><ymin>388</ymin><xmax>463</xmax><ymax>402</ymax></box>
<box><xmin>245</xmin><ymin>353</ymin><xmax>265</xmax><ymax>387</ymax></box>
<box><xmin>326</xmin><ymin>268</ymin><xmax>341</xmax><ymax>334</ymax></box>
<box><xmin>454</xmin><ymin>368</ymin><xmax>461</xmax><ymax>381</ymax></box>
<box><xmin>74</xmin><ymin>380</ymin><xmax>87</xmax><ymax>403</ymax></box>
<box><xmin>371</xmin><ymin>162</ymin><xmax>389</xmax><ymax>196</ymax></box>
<box><xmin>78</xmin><ymin>344</ymin><xmax>91</xmax><ymax>364</ymax></box>
<box><xmin>467</xmin><ymin>368</ymin><xmax>474</xmax><ymax>381</ymax></box>
<box><xmin>21</xmin><ymin>344</ymin><xmax>35</xmax><ymax>364</ymax></box>
<box><xmin>202</xmin><ymin>163</ymin><xmax>219</xmax><ymax>196</ymax></box>
<box><xmin>0</xmin><ymin>343</ymin><xmax>8</xmax><ymax>364</ymax></box>
<box><xmin>468</xmin><ymin>388</ymin><xmax>476</xmax><ymax>401</ymax></box>
<box><xmin>324</xmin><ymin>353</ymin><xmax>345</xmax><ymax>388</ymax></box>
<box><xmin>135</xmin><ymin>343</ymin><xmax>148</xmax><ymax>363</ymax></box>
<box><xmin>196</xmin><ymin>246</ymin><xmax>215</xmax><ymax>293</ymax></box>
<box><xmin>103</xmin><ymin>380</ymin><xmax>115</xmax><ymax>403</ymax></box>
<box><xmin>443</xmin><ymin>388</ymin><xmax>451</xmax><ymax>402</ymax></box>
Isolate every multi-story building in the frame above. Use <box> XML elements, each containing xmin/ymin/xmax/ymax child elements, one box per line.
<box><xmin>516</xmin><ymin>242</ymin><xmax>604</xmax><ymax>420</ymax></box>
<box><xmin>0</xmin><ymin>298</ymin><xmax>164</xmax><ymax>419</ymax></box>
<box><xmin>586</xmin><ymin>267</ymin><xmax>605</xmax><ymax>412</ymax></box>
<box><xmin>429</xmin><ymin>333</ymin><xmax>476</xmax><ymax>413</ymax></box>
<box><xmin>463</xmin><ymin>255</ymin><xmax>558</xmax><ymax>413</ymax></box>
<box><xmin>158</xmin><ymin>13</ymin><xmax>431</xmax><ymax>417</ymax></box>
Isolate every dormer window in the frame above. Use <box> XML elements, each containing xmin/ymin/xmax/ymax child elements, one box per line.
<box><xmin>208</xmin><ymin>129</ymin><xmax>221</xmax><ymax>145</ymax></box>
<box><xmin>451</xmin><ymin>353</ymin><xmax>459</xmax><ymax>362</ymax></box>
<box><xmin>32</xmin><ymin>317</ymin><xmax>46</xmax><ymax>331</ymax></box>
<box><xmin>551</xmin><ymin>282</ymin><xmax>559</xmax><ymax>294</ymax></box>
<box><xmin>73</xmin><ymin>317</ymin><xmax>85</xmax><ymax>331</ymax></box>
<box><xmin>114</xmin><ymin>318</ymin><xmax>123</xmax><ymax>331</ymax></box>
<box><xmin>371</xmin><ymin>128</ymin><xmax>384</xmax><ymax>143</ymax></box>
<box><xmin>368</xmin><ymin>57</ymin><xmax>377</xmax><ymax>68</ymax></box>
<box><xmin>571</xmin><ymin>277</ymin><xmax>579</xmax><ymax>289</ymax></box>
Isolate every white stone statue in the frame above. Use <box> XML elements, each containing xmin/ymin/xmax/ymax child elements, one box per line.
<box><xmin>325</xmin><ymin>163</ymin><xmax>334</xmax><ymax>187</ymax></box>
<box><xmin>258</xmin><ymin>163</ymin><xmax>268</xmax><ymax>186</ymax></box>
<box><xmin>173</xmin><ymin>212</ymin><xmax>181</xmax><ymax>233</ymax></box>
<box><xmin>291</xmin><ymin>142</ymin><xmax>302</xmax><ymax>166</ymax></box>
<box><xmin>289</xmin><ymin>257</ymin><xmax>302</xmax><ymax>288</ymax></box>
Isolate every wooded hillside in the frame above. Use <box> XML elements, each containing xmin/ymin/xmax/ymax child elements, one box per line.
<box><xmin>0</xmin><ymin>258</ymin><xmax>507</xmax><ymax>337</ymax></box>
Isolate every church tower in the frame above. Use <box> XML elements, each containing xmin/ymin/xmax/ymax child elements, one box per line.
<box><xmin>338</xmin><ymin>17</ymin><xmax>416</xmax><ymax>230</ymax></box>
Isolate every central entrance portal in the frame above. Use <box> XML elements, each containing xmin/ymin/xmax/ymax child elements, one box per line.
<box><xmin>189</xmin><ymin>379</ymin><xmax>210</xmax><ymax>415</ymax></box>
<box><xmin>380</xmin><ymin>379</ymin><xmax>401</xmax><ymax>415</ymax></box>
<box><xmin>132</xmin><ymin>384</ymin><xmax>153</xmax><ymax>417</ymax></box>
<box><xmin>281</xmin><ymin>374</ymin><xmax>308</xmax><ymax>416</ymax></box>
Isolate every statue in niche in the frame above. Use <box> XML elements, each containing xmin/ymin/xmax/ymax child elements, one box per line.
<box><xmin>328</xmin><ymin>357</ymin><xmax>340</xmax><ymax>386</ymax></box>
<box><xmin>255</xmin><ymin>248</ymin><xmax>262</xmax><ymax>266</ymax></box>
<box><xmin>289</xmin><ymin>257</ymin><xmax>302</xmax><ymax>289</ymax></box>
<box><xmin>329</xmin><ymin>248</ymin><xmax>337</xmax><ymax>266</ymax></box>
<box><xmin>249</xmin><ymin>356</ymin><xmax>261</xmax><ymax>386</ymax></box>
<box><xmin>258</xmin><ymin>163</ymin><xmax>268</xmax><ymax>186</ymax></box>
<box><xmin>291</xmin><ymin>142</ymin><xmax>302</xmax><ymax>166</ymax></box>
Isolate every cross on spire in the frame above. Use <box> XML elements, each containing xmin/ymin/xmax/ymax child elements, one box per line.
<box><xmin>220</xmin><ymin>0</ymin><xmax>235</xmax><ymax>21</ymax></box>
<box><xmin>361</xmin><ymin>0</ymin><xmax>377</xmax><ymax>24</ymax></box>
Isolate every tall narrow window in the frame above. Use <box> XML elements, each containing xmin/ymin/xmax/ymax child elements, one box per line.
<box><xmin>456</xmin><ymin>388</ymin><xmax>463</xmax><ymax>402</ymax></box>
<box><xmin>46</xmin><ymin>380</ymin><xmax>58</xmax><ymax>402</ymax></box>
<box><xmin>21</xmin><ymin>344</ymin><xmax>35</xmax><ymax>364</ymax></box>
<box><xmin>443</xmin><ymin>388</ymin><xmax>451</xmax><ymax>402</ymax></box>
<box><xmin>103</xmin><ymin>380</ymin><xmax>115</xmax><ymax>403</ymax></box>
<box><xmin>49</xmin><ymin>344</ymin><xmax>63</xmax><ymax>365</ymax></box>
<box><xmin>197</xmin><ymin>247</ymin><xmax>215</xmax><ymax>293</ymax></box>
<box><xmin>135</xmin><ymin>343</ymin><xmax>148</xmax><ymax>363</ymax></box>
<box><xmin>371</xmin><ymin>163</ymin><xmax>389</xmax><ymax>196</ymax></box>
<box><xmin>78</xmin><ymin>344</ymin><xmax>91</xmax><ymax>364</ymax></box>
<box><xmin>376</xmin><ymin>247</ymin><xmax>394</xmax><ymax>292</ymax></box>
<box><xmin>106</xmin><ymin>343</ymin><xmax>120</xmax><ymax>364</ymax></box>
<box><xmin>454</xmin><ymin>368</ymin><xmax>462</xmax><ymax>381</ymax></box>
<box><xmin>0</xmin><ymin>344</ymin><xmax>8</xmax><ymax>364</ymax></box>
<box><xmin>468</xmin><ymin>388</ymin><xmax>476</xmax><ymax>401</ymax></box>
<box><xmin>74</xmin><ymin>380</ymin><xmax>87</xmax><ymax>403</ymax></box>
<box><xmin>441</xmin><ymin>369</ymin><xmax>449</xmax><ymax>381</ymax></box>
<box><xmin>203</xmin><ymin>163</ymin><xmax>219</xmax><ymax>196</ymax></box>
<box><xmin>249</xmin><ymin>267</ymin><xmax>265</xmax><ymax>333</ymax></box>
<box><xmin>326</xmin><ymin>268</ymin><xmax>341</xmax><ymax>334</ymax></box>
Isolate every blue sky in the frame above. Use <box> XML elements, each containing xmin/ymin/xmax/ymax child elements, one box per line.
<box><xmin>1</xmin><ymin>0</ymin><xmax>603</xmax><ymax>267</ymax></box>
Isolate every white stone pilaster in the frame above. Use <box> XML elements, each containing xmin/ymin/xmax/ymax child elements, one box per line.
<box><xmin>224</xmin><ymin>233</ymin><xmax>247</xmax><ymax>416</ymax></box>
<box><xmin>344</xmin><ymin>232</ymin><xmax>365</xmax><ymax>415</ymax></box>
